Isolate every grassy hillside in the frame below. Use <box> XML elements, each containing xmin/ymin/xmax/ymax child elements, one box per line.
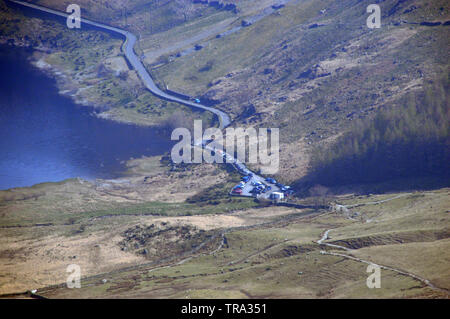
<box><xmin>301</xmin><ymin>78</ymin><xmax>449</xmax><ymax>190</ymax></box>
<box><xmin>0</xmin><ymin>0</ymin><xmax>215</xmax><ymax>127</ymax></box>
<box><xmin>32</xmin><ymin>0</ymin><xmax>237</xmax><ymax>36</ymax></box>
<box><xmin>0</xmin><ymin>1</ymin><xmax>449</xmax><ymax>299</ymax></box>
<box><xmin>6</xmin><ymin>1</ymin><xmax>447</xmax><ymax>185</ymax></box>
<box><xmin>145</xmin><ymin>0</ymin><xmax>449</xmax><ymax>184</ymax></box>
<box><xmin>25</xmin><ymin>188</ymin><xmax>450</xmax><ymax>299</ymax></box>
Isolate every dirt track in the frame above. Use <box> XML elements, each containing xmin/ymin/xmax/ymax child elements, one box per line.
<box><xmin>316</xmin><ymin>194</ymin><xmax>450</xmax><ymax>297</ymax></box>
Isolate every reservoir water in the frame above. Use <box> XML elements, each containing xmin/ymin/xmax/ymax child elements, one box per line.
<box><xmin>0</xmin><ymin>45</ymin><xmax>173</xmax><ymax>190</ymax></box>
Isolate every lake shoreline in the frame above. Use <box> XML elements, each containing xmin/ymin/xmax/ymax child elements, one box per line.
<box><xmin>0</xmin><ymin>38</ymin><xmax>168</xmax><ymax>129</ymax></box>
<box><xmin>0</xmin><ymin>43</ymin><xmax>175</xmax><ymax>191</ymax></box>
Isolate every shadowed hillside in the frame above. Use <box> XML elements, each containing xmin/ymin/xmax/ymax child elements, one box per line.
<box><xmin>295</xmin><ymin>77</ymin><xmax>450</xmax><ymax>193</ymax></box>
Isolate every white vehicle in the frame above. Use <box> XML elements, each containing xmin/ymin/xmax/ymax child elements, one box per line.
<box><xmin>270</xmin><ymin>192</ymin><xmax>285</xmax><ymax>200</ymax></box>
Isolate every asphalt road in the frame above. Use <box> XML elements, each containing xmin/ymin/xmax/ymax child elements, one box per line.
<box><xmin>9</xmin><ymin>0</ymin><xmax>284</xmax><ymax>199</ymax></box>
<box><xmin>9</xmin><ymin>0</ymin><xmax>231</xmax><ymax>129</ymax></box>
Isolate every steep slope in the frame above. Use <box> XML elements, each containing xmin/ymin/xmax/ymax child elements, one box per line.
<box><xmin>3</xmin><ymin>0</ymin><xmax>449</xmax><ymax>187</ymax></box>
<box><xmin>149</xmin><ymin>0</ymin><xmax>449</xmax><ymax>183</ymax></box>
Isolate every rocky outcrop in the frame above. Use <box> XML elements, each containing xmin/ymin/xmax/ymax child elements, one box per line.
<box><xmin>193</xmin><ymin>0</ymin><xmax>238</xmax><ymax>13</ymax></box>
<box><xmin>297</xmin><ymin>64</ymin><xmax>331</xmax><ymax>80</ymax></box>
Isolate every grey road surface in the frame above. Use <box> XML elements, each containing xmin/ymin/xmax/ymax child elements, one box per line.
<box><xmin>9</xmin><ymin>0</ymin><xmax>231</xmax><ymax>129</ymax></box>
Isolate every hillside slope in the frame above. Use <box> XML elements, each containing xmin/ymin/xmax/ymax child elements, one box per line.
<box><xmin>2</xmin><ymin>0</ymin><xmax>449</xmax><ymax>186</ymax></box>
<box><xmin>148</xmin><ymin>0</ymin><xmax>449</xmax><ymax>183</ymax></box>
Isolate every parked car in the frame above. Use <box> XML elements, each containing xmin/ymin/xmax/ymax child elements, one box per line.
<box><xmin>242</xmin><ymin>176</ymin><xmax>251</xmax><ymax>182</ymax></box>
<box><xmin>232</xmin><ymin>188</ymin><xmax>243</xmax><ymax>194</ymax></box>
<box><xmin>251</xmin><ymin>188</ymin><xmax>262</xmax><ymax>195</ymax></box>
<box><xmin>265</xmin><ymin>178</ymin><xmax>276</xmax><ymax>184</ymax></box>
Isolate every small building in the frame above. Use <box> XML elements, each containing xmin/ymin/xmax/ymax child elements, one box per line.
<box><xmin>270</xmin><ymin>192</ymin><xmax>285</xmax><ymax>201</ymax></box>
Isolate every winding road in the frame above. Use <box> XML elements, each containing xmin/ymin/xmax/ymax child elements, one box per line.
<box><xmin>4</xmin><ymin>2</ymin><xmax>448</xmax><ymax>297</ymax></box>
<box><xmin>8</xmin><ymin>0</ymin><xmax>231</xmax><ymax>129</ymax></box>
<box><xmin>8</xmin><ymin>0</ymin><xmax>283</xmax><ymax>200</ymax></box>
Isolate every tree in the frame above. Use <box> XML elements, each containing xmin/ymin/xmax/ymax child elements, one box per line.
<box><xmin>96</xmin><ymin>63</ymin><xmax>110</xmax><ymax>78</ymax></box>
<box><xmin>121</xmin><ymin>0</ymin><xmax>131</xmax><ymax>26</ymax></box>
<box><xmin>162</xmin><ymin>110</ymin><xmax>195</xmax><ymax>133</ymax></box>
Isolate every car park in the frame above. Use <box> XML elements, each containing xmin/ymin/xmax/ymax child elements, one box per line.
<box><xmin>251</xmin><ymin>188</ymin><xmax>262</xmax><ymax>195</ymax></box>
<box><xmin>252</xmin><ymin>181</ymin><xmax>263</xmax><ymax>187</ymax></box>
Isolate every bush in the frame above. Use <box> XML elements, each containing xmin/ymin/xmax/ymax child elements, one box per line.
<box><xmin>199</xmin><ymin>60</ymin><xmax>214</xmax><ymax>72</ymax></box>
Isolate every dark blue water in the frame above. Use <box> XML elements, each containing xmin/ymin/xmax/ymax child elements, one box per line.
<box><xmin>0</xmin><ymin>45</ymin><xmax>173</xmax><ymax>190</ymax></box>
